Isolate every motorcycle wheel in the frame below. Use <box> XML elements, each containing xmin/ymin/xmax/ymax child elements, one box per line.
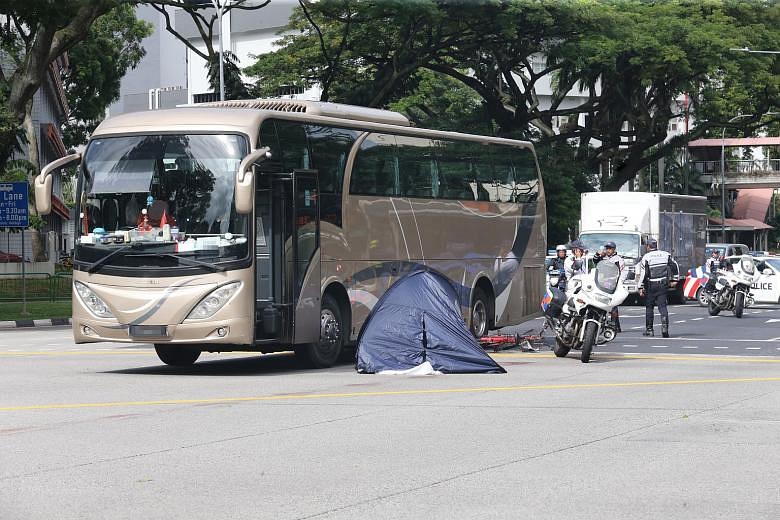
<box><xmin>696</xmin><ymin>287</ymin><xmax>709</xmax><ymax>307</ymax></box>
<box><xmin>733</xmin><ymin>292</ymin><xmax>744</xmax><ymax>318</ymax></box>
<box><xmin>553</xmin><ymin>338</ymin><xmax>570</xmax><ymax>358</ymax></box>
<box><xmin>581</xmin><ymin>322</ymin><xmax>597</xmax><ymax>363</ymax></box>
<box><xmin>708</xmin><ymin>299</ymin><xmax>721</xmax><ymax>316</ymax></box>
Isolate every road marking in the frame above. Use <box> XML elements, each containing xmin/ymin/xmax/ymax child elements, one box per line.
<box><xmin>708</xmin><ymin>316</ymin><xmax>718</xmax><ymax>319</ymax></box>
<box><xmin>631</xmin><ymin>326</ymin><xmax>643</xmax><ymax>330</ymax></box>
<box><xmin>674</xmin><ymin>320</ymin><xmax>686</xmax><ymax>324</ymax></box>
<box><xmin>3</xmin><ymin>376</ymin><xmax>780</xmax><ymax>413</ymax></box>
<box><xmin>7</xmin><ymin>349</ymin><xmax>21</xmax><ymax>352</ymax></box>
<box><xmin>714</xmin><ymin>346</ymin><xmax>728</xmax><ymax>349</ymax></box>
<box><xmin>691</xmin><ymin>318</ymin><xmax>704</xmax><ymax>321</ymax></box>
<box><xmin>631</xmin><ymin>337</ymin><xmax>778</xmax><ymax>343</ymax></box>
<box><xmin>766</xmin><ymin>319</ymin><xmax>780</xmax><ymax>324</ymax></box>
<box><xmin>651</xmin><ymin>345</ymin><xmax>669</xmax><ymax>348</ymax></box>
<box><xmin>623</xmin><ymin>344</ymin><xmax>638</xmax><ymax>348</ymax></box>
<box><xmin>682</xmin><ymin>346</ymin><xmax>698</xmax><ymax>349</ymax></box>
<box><xmin>496</xmin><ymin>353</ymin><xmax>780</xmax><ymax>363</ymax></box>
<box><xmin>746</xmin><ymin>347</ymin><xmax>761</xmax><ymax>350</ymax></box>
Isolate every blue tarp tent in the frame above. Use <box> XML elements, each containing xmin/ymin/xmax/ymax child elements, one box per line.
<box><xmin>356</xmin><ymin>269</ymin><xmax>505</xmax><ymax>374</ymax></box>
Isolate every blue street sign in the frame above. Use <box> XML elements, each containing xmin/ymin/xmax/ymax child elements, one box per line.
<box><xmin>0</xmin><ymin>182</ymin><xmax>29</xmax><ymax>228</ymax></box>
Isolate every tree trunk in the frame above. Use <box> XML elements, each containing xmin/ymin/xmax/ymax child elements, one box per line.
<box><xmin>22</xmin><ymin>100</ymin><xmax>46</xmax><ymax>262</ymax></box>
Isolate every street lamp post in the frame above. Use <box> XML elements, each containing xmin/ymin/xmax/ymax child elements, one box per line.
<box><xmin>211</xmin><ymin>0</ymin><xmax>228</xmax><ymax>101</ymax></box>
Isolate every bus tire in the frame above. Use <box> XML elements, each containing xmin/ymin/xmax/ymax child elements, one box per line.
<box><xmin>297</xmin><ymin>294</ymin><xmax>343</xmax><ymax>368</ymax></box>
<box><xmin>154</xmin><ymin>344</ymin><xmax>200</xmax><ymax>366</ymax></box>
<box><xmin>470</xmin><ymin>287</ymin><xmax>490</xmax><ymax>338</ymax></box>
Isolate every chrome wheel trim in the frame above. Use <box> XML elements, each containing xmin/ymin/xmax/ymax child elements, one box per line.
<box><xmin>320</xmin><ymin>308</ymin><xmax>340</xmax><ymax>352</ymax></box>
<box><xmin>472</xmin><ymin>299</ymin><xmax>487</xmax><ymax>336</ymax></box>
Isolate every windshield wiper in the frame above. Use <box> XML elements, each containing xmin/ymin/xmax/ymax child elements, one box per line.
<box><xmin>85</xmin><ymin>241</ymin><xmax>169</xmax><ymax>274</ymax></box>
<box><xmin>87</xmin><ymin>244</ymin><xmax>133</xmax><ymax>274</ymax></box>
<box><xmin>127</xmin><ymin>252</ymin><xmax>225</xmax><ymax>272</ymax></box>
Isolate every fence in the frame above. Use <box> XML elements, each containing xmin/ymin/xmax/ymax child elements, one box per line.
<box><xmin>0</xmin><ymin>272</ymin><xmax>72</xmax><ymax>302</ymax></box>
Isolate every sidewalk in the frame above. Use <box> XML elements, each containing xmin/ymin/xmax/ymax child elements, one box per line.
<box><xmin>0</xmin><ymin>318</ymin><xmax>71</xmax><ymax>329</ymax></box>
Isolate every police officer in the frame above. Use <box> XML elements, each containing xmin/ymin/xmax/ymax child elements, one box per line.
<box><xmin>637</xmin><ymin>238</ymin><xmax>679</xmax><ymax>337</ymax></box>
<box><xmin>594</xmin><ymin>241</ymin><xmax>625</xmax><ymax>332</ymax></box>
<box><xmin>564</xmin><ymin>239</ymin><xmax>588</xmax><ymax>292</ymax></box>
<box><xmin>704</xmin><ymin>250</ymin><xmax>723</xmax><ymax>294</ymax></box>
<box><xmin>547</xmin><ymin>244</ymin><xmax>569</xmax><ymax>291</ymax></box>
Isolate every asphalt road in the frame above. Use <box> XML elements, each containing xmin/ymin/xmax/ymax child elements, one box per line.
<box><xmin>1</xmin><ymin>306</ymin><xmax>780</xmax><ymax>519</ymax></box>
<box><xmin>518</xmin><ymin>302</ymin><xmax>780</xmax><ymax>357</ymax></box>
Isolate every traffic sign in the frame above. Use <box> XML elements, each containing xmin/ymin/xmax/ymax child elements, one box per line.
<box><xmin>0</xmin><ymin>182</ymin><xmax>29</xmax><ymax>228</ymax></box>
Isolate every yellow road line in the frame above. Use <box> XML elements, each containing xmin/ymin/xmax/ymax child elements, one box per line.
<box><xmin>0</xmin><ymin>350</ymin><xmax>256</xmax><ymax>357</ymax></box>
<box><xmin>493</xmin><ymin>352</ymin><xmax>780</xmax><ymax>363</ymax></box>
<box><xmin>2</xmin><ymin>376</ymin><xmax>780</xmax><ymax>412</ymax></box>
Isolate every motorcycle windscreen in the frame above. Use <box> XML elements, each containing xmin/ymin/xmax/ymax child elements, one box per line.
<box><xmin>594</xmin><ymin>261</ymin><xmax>620</xmax><ymax>294</ymax></box>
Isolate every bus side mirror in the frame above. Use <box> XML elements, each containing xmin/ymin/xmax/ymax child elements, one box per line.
<box><xmin>35</xmin><ymin>153</ymin><xmax>81</xmax><ymax>215</ymax></box>
<box><xmin>235</xmin><ymin>147</ymin><xmax>271</xmax><ymax>215</ymax></box>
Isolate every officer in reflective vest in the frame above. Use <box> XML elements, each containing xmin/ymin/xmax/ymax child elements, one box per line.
<box><xmin>637</xmin><ymin>238</ymin><xmax>679</xmax><ymax>338</ymax></box>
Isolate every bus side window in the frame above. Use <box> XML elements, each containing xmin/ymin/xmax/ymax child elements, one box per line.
<box><xmin>491</xmin><ymin>145</ymin><xmax>515</xmax><ymax>203</ymax></box>
<box><xmin>397</xmin><ymin>136</ymin><xmax>435</xmax><ymax>199</ymax></box>
<box><xmin>306</xmin><ymin>125</ymin><xmax>359</xmax><ymax>194</ymax></box>
<box><xmin>257</xmin><ymin>119</ymin><xmax>284</xmax><ymax>173</ymax></box>
<box><xmin>306</xmin><ymin>125</ymin><xmax>359</xmax><ymax>227</ymax></box>
<box><xmin>350</xmin><ymin>133</ymin><xmax>397</xmax><ymax>196</ymax></box>
<box><xmin>435</xmin><ymin>139</ymin><xmax>477</xmax><ymax>201</ymax></box>
<box><xmin>275</xmin><ymin>120</ymin><xmax>310</xmax><ymax>171</ymax></box>
<box><xmin>512</xmin><ymin>146</ymin><xmax>540</xmax><ymax>203</ymax></box>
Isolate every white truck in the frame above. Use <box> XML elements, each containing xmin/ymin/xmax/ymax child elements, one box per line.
<box><xmin>579</xmin><ymin>192</ymin><xmax>708</xmax><ymax>302</ymax></box>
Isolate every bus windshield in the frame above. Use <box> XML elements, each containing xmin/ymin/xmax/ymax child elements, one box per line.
<box><xmin>579</xmin><ymin>232</ymin><xmax>641</xmax><ymax>259</ymax></box>
<box><xmin>75</xmin><ymin>134</ymin><xmax>248</xmax><ymax>272</ymax></box>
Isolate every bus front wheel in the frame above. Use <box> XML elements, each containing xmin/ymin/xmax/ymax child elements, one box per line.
<box><xmin>154</xmin><ymin>344</ymin><xmax>201</xmax><ymax>366</ymax></box>
<box><xmin>296</xmin><ymin>294</ymin><xmax>343</xmax><ymax>368</ymax></box>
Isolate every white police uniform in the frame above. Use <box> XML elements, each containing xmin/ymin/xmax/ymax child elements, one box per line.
<box><xmin>637</xmin><ymin>241</ymin><xmax>679</xmax><ymax>337</ymax></box>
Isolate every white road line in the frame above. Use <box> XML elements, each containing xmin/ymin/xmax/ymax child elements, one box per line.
<box><xmin>772</xmin><ymin>337</ymin><xmax>780</xmax><ymax>341</ymax></box>
<box><xmin>714</xmin><ymin>346</ymin><xmax>729</xmax><ymax>349</ymax></box>
<box><xmin>674</xmin><ymin>320</ymin><xmax>686</xmax><ymax>324</ymax></box>
<box><xmin>67</xmin><ymin>348</ymin><xmax>81</xmax><ymax>351</ymax></box>
<box><xmin>746</xmin><ymin>347</ymin><xmax>761</xmax><ymax>350</ymax></box>
<box><xmin>651</xmin><ymin>345</ymin><xmax>669</xmax><ymax>348</ymax></box>
<box><xmin>691</xmin><ymin>318</ymin><xmax>704</xmax><ymax>321</ymax></box>
<box><xmin>681</xmin><ymin>346</ymin><xmax>698</xmax><ymax>349</ymax></box>
<box><xmin>7</xmin><ymin>349</ymin><xmax>21</xmax><ymax>352</ymax></box>
<box><xmin>623</xmin><ymin>344</ymin><xmax>638</xmax><ymax>347</ymax></box>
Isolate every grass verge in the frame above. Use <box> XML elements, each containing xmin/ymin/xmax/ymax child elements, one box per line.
<box><xmin>0</xmin><ymin>300</ymin><xmax>72</xmax><ymax>321</ymax></box>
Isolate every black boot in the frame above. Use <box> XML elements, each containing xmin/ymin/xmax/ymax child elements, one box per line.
<box><xmin>661</xmin><ymin>317</ymin><xmax>669</xmax><ymax>338</ymax></box>
<box><xmin>643</xmin><ymin>327</ymin><xmax>654</xmax><ymax>337</ymax></box>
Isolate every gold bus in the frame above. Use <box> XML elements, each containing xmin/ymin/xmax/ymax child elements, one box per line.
<box><xmin>36</xmin><ymin>99</ymin><xmax>546</xmax><ymax>367</ymax></box>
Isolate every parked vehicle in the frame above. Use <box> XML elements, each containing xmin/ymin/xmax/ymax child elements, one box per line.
<box><xmin>0</xmin><ymin>250</ymin><xmax>23</xmax><ymax>263</ymax></box>
<box><xmin>707</xmin><ymin>255</ymin><xmax>767</xmax><ymax>318</ymax></box>
<box><xmin>706</xmin><ymin>243</ymin><xmax>750</xmax><ymax>259</ymax></box>
<box><xmin>542</xmin><ymin>260</ymin><xmax>629</xmax><ymax>363</ymax></box>
<box><xmin>579</xmin><ymin>192</ymin><xmax>707</xmax><ymax>303</ymax></box>
<box><xmin>749</xmin><ymin>256</ymin><xmax>780</xmax><ymax>304</ymax></box>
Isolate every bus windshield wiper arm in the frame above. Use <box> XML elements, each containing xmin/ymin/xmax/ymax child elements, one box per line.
<box><xmin>87</xmin><ymin>244</ymin><xmax>132</xmax><ymax>273</ymax></box>
<box><xmin>127</xmin><ymin>252</ymin><xmax>225</xmax><ymax>272</ymax></box>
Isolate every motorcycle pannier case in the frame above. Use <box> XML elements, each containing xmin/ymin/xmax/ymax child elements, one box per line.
<box><xmin>541</xmin><ymin>287</ymin><xmax>566</xmax><ymax>318</ymax></box>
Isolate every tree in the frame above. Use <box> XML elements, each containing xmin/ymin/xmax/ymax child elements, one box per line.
<box><xmin>247</xmin><ymin>0</ymin><xmax>780</xmax><ymax>190</ymax></box>
<box><xmin>145</xmin><ymin>0</ymin><xmax>268</xmax><ymax>99</ymax></box>
<box><xmin>62</xmin><ymin>4</ymin><xmax>152</xmax><ymax>148</ymax></box>
<box><xmin>0</xmin><ymin>0</ymin><xmax>134</xmax><ymax>168</ymax></box>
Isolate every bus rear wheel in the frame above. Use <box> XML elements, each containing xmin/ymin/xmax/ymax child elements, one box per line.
<box><xmin>296</xmin><ymin>294</ymin><xmax>343</xmax><ymax>368</ymax></box>
<box><xmin>470</xmin><ymin>287</ymin><xmax>491</xmax><ymax>338</ymax></box>
<box><xmin>154</xmin><ymin>344</ymin><xmax>201</xmax><ymax>366</ymax></box>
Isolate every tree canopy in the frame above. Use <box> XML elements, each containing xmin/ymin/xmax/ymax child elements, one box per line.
<box><xmin>246</xmin><ymin>0</ymin><xmax>780</xmax><ymax>190</ymax></box>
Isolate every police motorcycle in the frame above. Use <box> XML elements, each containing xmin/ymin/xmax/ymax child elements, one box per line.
<box><xmin>708</xmin><ymin>255</ymin><xmax>767</xmax><ymax>318</ymax></box>
<box><xmin>541</xmin><ymin>260</ymin><xmax>629</xmax><ymax>363</ymax></box>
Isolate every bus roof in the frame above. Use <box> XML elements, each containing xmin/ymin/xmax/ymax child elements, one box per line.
<box><xmin>92</xmin><ymin>99</ymin><xmax>533</xmax><ymax>151</ymax></box>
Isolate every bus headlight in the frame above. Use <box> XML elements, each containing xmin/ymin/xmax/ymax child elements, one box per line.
<box><xmin>74</xmin><ymin>281</ymin><xmax>114</xmax><ymax>318</ymax></box>
<box><xmin>186</xmin><ymin>282</ymin><xmax>241</xmax><ymax>320</ymax></box>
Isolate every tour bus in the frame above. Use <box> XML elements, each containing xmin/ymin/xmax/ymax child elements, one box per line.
<box><xmin>35</xmin><ymin>99</ymin><xmax>546</xmax><ymax>367</ymax></box>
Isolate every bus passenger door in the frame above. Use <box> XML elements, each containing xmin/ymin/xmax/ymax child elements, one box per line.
<box><xmin>255</xmin><ymin>170</ymin><xmax>320</xmax><ymax>346</ymax></box>
<box><xmin>290</xmin><ymin>170</ymin><xmax>321</xmax><ymax>345</ymax></box>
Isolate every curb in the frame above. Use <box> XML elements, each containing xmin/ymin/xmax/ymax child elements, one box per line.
<box><xmin>0</xmin><ymin>318</ymin><xmax>71</xmax><ymax>329</ymax></box>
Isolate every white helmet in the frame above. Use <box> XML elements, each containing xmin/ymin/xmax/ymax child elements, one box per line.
<box><xmin>556</xmin><ymin>244</ymin><xmax>567</xmax><ymax>251</ymax></box>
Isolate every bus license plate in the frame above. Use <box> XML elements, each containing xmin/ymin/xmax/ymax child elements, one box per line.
<box><xmin>129</xmin><ymin>325</ymin><xmax>168</xmax><ymax>338</ymax></box>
